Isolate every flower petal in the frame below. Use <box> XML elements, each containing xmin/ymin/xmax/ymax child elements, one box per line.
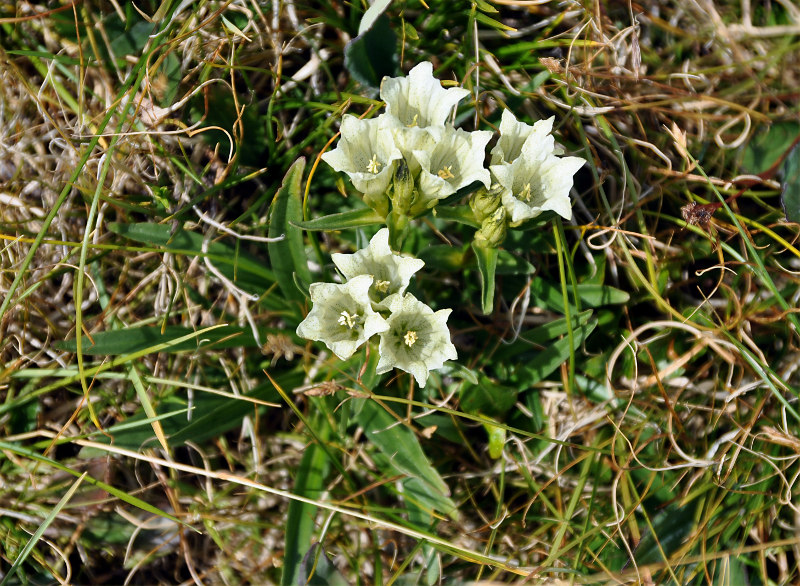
<box><xmin>296</xmin><ymin>275</ymin><xmax>389</xmax><ymax>360</ymax></box>
<box><xmin>331</xmin><ymin>228</ymin><xmax>425</xmax><ymax>309</ymax></box>
<box><xmin>376</xmin><ymin>293</ymin><xmax>457</xmax><ymax>388</ymax></box>
<box><xmin>413</xmin><ymin>127</ymin><xmax>492</xmax><ymax>211</ymax></box>
<box><xmin>380</xmin><ymin>61</ymin><xmax>470</xmax><ymax>128</ymax></box>
<box><xmin>321</xmin><ymin>114</ymin><xmax>402</xmax><ymax>200</ymax></box>
<box><xmin>493</xmin><ymin>151</ymin><xmax>584</xmax><ymax>224</ymax></box>
<box><xmin>491</xmin><ymin>110</ymin><xmax>556</xmax><ymax>165</ymax></box>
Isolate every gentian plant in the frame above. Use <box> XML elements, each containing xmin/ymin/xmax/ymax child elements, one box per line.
<box><xmin>297</xmin><ymin>61</ymin><xmax>585</xmax><ymax>389</ymax></box>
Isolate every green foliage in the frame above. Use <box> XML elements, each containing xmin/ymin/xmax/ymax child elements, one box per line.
<box><xmin>345</xmin><ymin>14</ymin><xmax>399</xmax><ymax>88</ymax></box>
<box><xmin>268</xmin><ymin>158</ymin><xmax>313</xmax><ymax>304</ymax></box>
<box><xmin>3</xmin><ymin>0</ymin><xmax>800</xmax><ymax>584</ymax></box>
<box><xmin>782</xmin><ymin>144</ymin><xmax>800</xmax><ymax>222</ymax></box>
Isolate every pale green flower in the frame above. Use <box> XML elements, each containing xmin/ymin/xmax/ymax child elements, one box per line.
<box><xmin>380</xmin><ymin>61</ymin><xmax>470</xmax><ymax>128</ymax></box>
<box><xmin>491</xmin><ymin>152</ymin><xmax>584</xmax><ymax>224</ymax></box>
<box><xmin>321</xmin><ymin>114</ymin><xmax>402</xmax><ymax>205</ymax></box>
<box><xmin>331</xmin><ymin>228</ymin><xmax>425</xmax><ymax>309</ymax></box>
<box><xmin>376</xmin><ymin>293</ymin><xmax>457</xmax><ymax>388</ymax></box>
<box><xmin>296</xmin><ymin>275</ymin><xmax>389</xmax><ymax>360</ymax></box>
<box><xmin>489</xmin><ymin>110</ymin><xmax>584</xmax><ymax>224</ymax></box>
<box><xmin>490</xmin><ymin>109</ymin><xmax>560</xmax><ymax>165</ymax></box>
<box><xmin>412</xmin><ymin>126</ymin><xmax>492</xmax><ymax>212</ymax></box>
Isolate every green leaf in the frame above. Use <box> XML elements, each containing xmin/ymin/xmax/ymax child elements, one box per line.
<box><xmin>633</xmin><ymin>501</ymin><xmax>698</xmax><ymax>567</ymax></box>
<box><xmin>56</xmin><ymin>325</ymin><xmax>272</xmax><ymax>355</ymax></box>
<box><xmin>357</xmin><ymin>399</ymin><xmax>458</xmax><ymax>519</ymax></box>
<box><xmin>420</xmin><ymin>245</ymin><xmax>532</xmax><ymax>276</ymax></box>
<box><xmin>0</xmin><ymin>472</ymin><xmax>86</xmax><ymax>586</ymax></box>
<box><xmin>269</xmin><ymin>157</ymin><xmax>313</xmax><ymax>303</ymax></box>
<box><xmin>358</xmin><ymin>0</ymin><xmax>394</xmax><ymax>35</ymax></box>
<box><xmin>474</xmin><ymin>0</ymin><xmax>499</xmax><ymax>13</ymax></box>
<box><xmin>432</xmin><ymin>205</ymin><xmax>480</xmax><ymax>227</ymax></box>
<box><xmin>781</xmin><ymin>143</ymin><xmax>800</xmax><ymax>223</ymax></box>
<box><xmin>282</xmin><ymin>441</ymin><xmax>330</xmax><ymax>586</ymax></box>
<box><xmin>712</xmin><ymin>555</ymin><xmax>750</xmax><ymax>585</ymax></box>
<box><xmin>168</xmin><ymin>375</ymin><xmax>293</xmax><ymax>446</ymax></box>
<box><xmin>529</xmin><ymin>276</ymin><xmax>628</xmax><ymax>312</ymax></box>
<box><xmin>495</xmin><ymin>249</ymin><xmax>535</xmax><ymax>275</ymax></box>
<box><xmin>492</xmin><ymin>310</ymin><xmax>594</xmax><ymax>362</ymax></box>
<box><xmin>292</xmin><ymin>207</ymin><xmax>385</xmax><ymax>231</ymax></box>
<box><xmin>514</xmin><ymin>318</ymin><xmax>598</xmax><ymax>386</ymax></box>
<box><xmin>128</xmin><ymin>365</ymin><xmax>168</xmax><ymax>452</ymax></box>
<box><xmin>473</xmin><ymin>11</ymin><xmax>515</xmax><ymax>31</ymax></box>
<box><xmin>460</xmin><ymin>374</ymin><xmax>518</xmax><ymax>417</ymax></box>
<box><xmin>574</xmin><ymin>283</ymin><xmax>630</xmax><ymax>306</ymax></box>
<box><xmin>418</xmin><ymin>244</ymin><xmax>467</xmax><ymax>272</ymax></box>
<box><xmin>88</xmin><ymin>374</ymin><xmax>294</xmax><ymax>451</ymax></box>
<box><xmin>297</xmin><ymin>543</ymin><xmax>350</xmax><ymax>586</ymax></box>
<box><xmin>483</xmin><ymin>420</ymin><xmax>506</xmax><ymax>459</ymax></box>
<box><xmin>344</xmin><ymin>14</ymin><xmax>398</xmax><ymax>89</ymax></box>
<box><xmin>108</xmin><ymin>222</ymin><xmax>276</xmax><ymax>295</ymax></box>
<box><xmin>741</xmin><ymin>121</ymin><xmax>800</xmax><ymax>174</ymax></box>
<box><xmin>471</xmin><ymin>243</ymin><xmax>498</xmax><ymax>315</ymax></box>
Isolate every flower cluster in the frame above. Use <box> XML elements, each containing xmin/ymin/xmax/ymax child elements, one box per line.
<box><xmin>297</xmin><ymin>62</ymin><xmax>586</xmax><ymax>381</ymax></box>
<box><xmin>322</xmin><ymin>62</ymin><xmax>493</xmax><ymax>244</ymax></box>
<box><xmin>296</xmin><ymin>229</ymin><xmax>457</xmax><ymax>388</ymax></box>
<box><xmin>471</xmin><ymin>110</ymin><xmax>586</xmax><ymax>247</ymax></box>
<box><xmin>321</xmin><ymin>61</ymin><xmax>585</xmax><ymax>249</ymax></box>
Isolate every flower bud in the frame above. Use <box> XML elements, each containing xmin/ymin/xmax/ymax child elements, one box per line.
<box><xmin>470</xmin><ymin>184</ymin><xmax>504</xmax><ymax>222</ymax></box>
<box><xmin>473</xmin><ymin>205</ymin><xmax>507</xmax><ymax>249</ymax></box>
<box><xmin>390</xmin><ymin>158</ymin><xmax>415</xmax><ymax>214</ymax></box>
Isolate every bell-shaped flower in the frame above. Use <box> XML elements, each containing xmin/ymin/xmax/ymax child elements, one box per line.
<box><xmin>296</xmin><ymin>275</ymin><xmax>389</xmax><ymax>360</ymax></box>
<box><xmin>411</xmin><ymin>126</ymin><xmax>492</xmax><ymax>213</ymax></box>
<box><xmin>490</xmin><ymin>150</ymin><xmax>584</xmax><ymax>224</ymax></box>
<box><xmin>376</xmin><ymin>293</ymin><xmax>457</xmax><ymax>388</ymax></box>
<box><xmin>321</xmin><ymin>114</ymin><xmax>402</xmax><ymax>204</ymax></box>
<box><xmin>490</xmin><ymin>109</ymin><xmax>560</xmax><ymax>165</ymax></box>
<box><xmin>380</xmin><ymin>61</ymin><xmax>470</xmax><ymax>128</ymax></box>
<box><xmin>331</xmin><ymin>228</ymin><xmax>425</xmax><ymax>309</ymax></box>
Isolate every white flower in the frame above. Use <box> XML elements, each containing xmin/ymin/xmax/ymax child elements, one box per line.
<box><xmin>296</xmin><ymin>275</ymin><xmax>389</xmax><ymax>360</ymax></box>
<box><xmin>376</xmin><ymin>293</ymin><xmax>457</xmax><ymax>388</ymax></box>
<box><xmin>490</xmin><ymin>109</ymin><xmax>561</xmax><ymax>165</ymax></box>
<box><xmin>491</xmin><ymin>153</ymin><xmax>584</xmax><ymax>224</ymax></box>
<box><xmin>331</xmin><ymin>228</ymin><xmax>425</xmax><ymax>309</ymax></box>
<box><xmin>489</xmin><ymin>110</ymin><xmax>584</xmax><ymax>224</ymax></box>
<box><xmin>321</xmin><ymin>113</ymin><xmax>402</xmax><ymax>201</ymax></box>
<box><xmin>380</xmin><ymin>61</ymin><xmax>470</xmax><ymax>128</ymax></box>
<box><xmin>412</xmin><ymin>126</ymin><xmax>492</xmax><ymax>211</ymax></box>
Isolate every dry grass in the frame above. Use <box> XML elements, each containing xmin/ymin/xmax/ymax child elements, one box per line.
<box><xmin>1</xmin><ymin>0</ymin><xmax>800</xmax><ymax>584</ymax></box>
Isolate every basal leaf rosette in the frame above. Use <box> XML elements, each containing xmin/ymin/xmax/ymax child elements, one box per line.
<box><xmin>380</xmin><ymin>61</ymin><xmax>470</xmax><ymax>129</ymax></box>
<box><xmin>296</xmin><ymin>275</ymin><xmax>389</xmax><ymax>360</ymax></box>
<box><xmin>376</xmin><ymin>293</ymin><xmax>457</xmax><ymax>388</ymax></box>
<box><xmin>320</xmin><ymin>113</ymin><xmax>402</xmax><ymax>215</ymax></box>
<box><xmin>331</xmin><ymin>228</ymin><xmax>425</xmax><ymax>309</ymax></box>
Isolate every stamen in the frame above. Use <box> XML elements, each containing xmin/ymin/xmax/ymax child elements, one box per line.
<box><xmin>519</xmin><ymin>183</ymin><xmax>532</xmax><ymax>202</ymax></box>
<box><xmin>407</xmin><ymin>113</ymin><xmax>419</xmax><ymax>128</ymax></box>
<box><xmin>404</xmin><ymin>330</ymin><xmax>418</xmax><ymax>347</ymax></box>
<box><xmin>366</xmin><ymin>154</ymin><xmax>382</xmax><ymax>174</ymax></box>
<box><xmin>437</xmin><ymin>165</ymin><xmax>455</xmax><ymax>180</ymax></box>
<box><xmin>374</xmin><ymin>280</ymin><xmax>391</xmax><ymax>293</ymax></box>
<box><xmin>338</xmin><ymin>311</ymin><xmax>358</xmax><ymax>329</ymax></box>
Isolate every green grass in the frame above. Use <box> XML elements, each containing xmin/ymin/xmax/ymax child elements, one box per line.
<box><xmin>2</xmin><ymin>0</ymin><xmax>800</xmax><ymax>584</ymax></box>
